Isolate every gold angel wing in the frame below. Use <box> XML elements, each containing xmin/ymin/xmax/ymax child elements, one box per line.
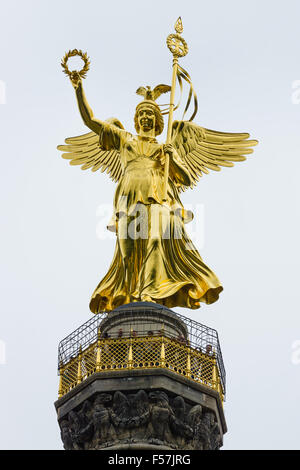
<box><xmin>171</xmin><ymin>120</ymin><xmax>258</xmax><ymax>190</ymax></box>
<box><xmin>57</xmin><ymin>119</ymin><xmax>127</xmax><ymax>183</ymax></box>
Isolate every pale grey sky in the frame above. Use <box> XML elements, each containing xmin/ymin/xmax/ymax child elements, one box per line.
<box><xmin>0</xmin><ymin>0</ymin><xmax>300</xmax><ymax>450</ymax></box>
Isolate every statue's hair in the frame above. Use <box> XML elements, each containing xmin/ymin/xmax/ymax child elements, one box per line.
<box><xmin>134</xmin><ymin>100</ymin><xmax>164</xmax><ymax>136</ymax></box>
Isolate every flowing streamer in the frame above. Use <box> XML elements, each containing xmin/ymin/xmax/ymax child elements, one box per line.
<box><xmin>159</xmin><ymin>65</ymin><xmax>198</xmax><ymax>122</ymax></box>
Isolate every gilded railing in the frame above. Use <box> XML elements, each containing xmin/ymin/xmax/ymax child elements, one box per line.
<box><xmin>58</xmin><ymin>333</ymin><xmax>224</xmax><ymax>402</ymax></box>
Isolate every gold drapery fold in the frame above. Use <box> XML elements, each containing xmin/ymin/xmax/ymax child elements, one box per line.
<box><xmin>90</xmin><ymin>204</ymin><xmax>222</xmax><ymax>313</ymax></box>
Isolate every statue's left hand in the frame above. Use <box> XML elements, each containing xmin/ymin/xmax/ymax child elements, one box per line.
<box><xmin>163</xmin><ymin>144</ymin><xmax>175</xmax><ymax>156</ymax></box>
<box><xmin>161</xmin><ymin>144</ymin><xmax>176</xmax><ymax>165</ymax></box>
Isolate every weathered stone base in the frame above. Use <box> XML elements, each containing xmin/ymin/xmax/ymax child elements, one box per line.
<box><xmin>55</xmin><ymin>369</ymin><xmax>226</xmax><ymax>450</ymax></box>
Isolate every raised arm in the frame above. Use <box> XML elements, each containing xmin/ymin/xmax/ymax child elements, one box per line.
<box><xmin>69</xmin><ymin>72</ymin><xmax>128</xmax><ymax>151</ymax></box>
<box><xmin>71</xmin><ymin>74</ymin><xmax>104</xmax><ymax>135</ymax></box>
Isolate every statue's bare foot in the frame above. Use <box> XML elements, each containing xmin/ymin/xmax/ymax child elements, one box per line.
<box><xmin>141</xmin><ymin>294</ymin><xmax>153</xmax><ymax>302</ymax></box>
<box><xmin>123</xmin><ymin>295</ymin><xmax>131</xmax><ymax>305</ymax></box>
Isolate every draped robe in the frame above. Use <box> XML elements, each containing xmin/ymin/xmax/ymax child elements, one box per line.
<box><xmin>89</xmin><ymin>124</ymin><xmax>223</xmax><ymax>313</ymax></box>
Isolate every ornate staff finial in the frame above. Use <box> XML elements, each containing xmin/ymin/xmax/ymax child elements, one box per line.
<box><xmin>166</xmin><ymin>20</ymin><xmax>188</xmax><ymax>59</ymax></box>
<box><xmin>175</xmin><ymin>16</ymin><xmax>183</xmax><ymax>34</ymax></box>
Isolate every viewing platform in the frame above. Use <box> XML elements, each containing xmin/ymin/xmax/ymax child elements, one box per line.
<box><xmin>57</xmin><ymin>303</ymin><xmax>226</xmax><ymax>402</ymax></box>
<box><xmin>55</xmin><ymin>303</ymin><xmax>227</xmax><ymax>450</ymax></box>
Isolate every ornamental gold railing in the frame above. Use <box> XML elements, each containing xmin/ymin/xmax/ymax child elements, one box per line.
<box><xmin>58</xmin><ymin>333</ymin><xmax>224</xmax><ymax>402</ymax></box>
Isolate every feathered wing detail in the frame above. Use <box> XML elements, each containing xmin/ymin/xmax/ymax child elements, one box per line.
<box><xmin>153</xmin><ymin>84</ymin><xmax>171</xmax><ymax>100</ymax></box>
<box><xmin>57</xmin><ymin>119</ymin><xmax>128</xmax><ymax>183</ymax></box>
<box><xmin>171</xmin><ymin>120</ymin><xmax>258</xmax><ymax>191</ymax></box>
<box><xmin>136</xmin><ymin>84</ymin><xmax>171</xmax><ymax>101</ymax></box>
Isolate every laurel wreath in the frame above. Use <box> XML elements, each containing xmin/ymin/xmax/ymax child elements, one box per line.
<box><xmin>61</xmin><ymin>49</ymin><xmax>90</xmax><ymax>79</ymax></box>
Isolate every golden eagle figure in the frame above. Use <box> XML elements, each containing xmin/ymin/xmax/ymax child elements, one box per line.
<box><xmin>58</xmin><ymin>76</ymin><xmax>257</xmax><ymax>313</ymax></box>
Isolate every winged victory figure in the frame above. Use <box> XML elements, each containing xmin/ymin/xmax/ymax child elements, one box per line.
<box><xmin>58</xmin><ymin>71</ymin><xmax>257</xmax><ymax>313</ymax></box>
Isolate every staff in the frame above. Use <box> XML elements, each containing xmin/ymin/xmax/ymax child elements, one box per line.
<box><xmin>163</xmin><ymin>17</ymin><xmax>188</xmax><ymax>202</ymax></box>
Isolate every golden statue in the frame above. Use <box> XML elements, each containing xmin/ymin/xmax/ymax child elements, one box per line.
<box><xmin>58</xmin><ymin>19</ymin><xmax>257</xmax><ymax>313</ymax></box>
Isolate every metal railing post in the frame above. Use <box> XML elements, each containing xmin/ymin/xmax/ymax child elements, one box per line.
<box><xmin>212</xmin><ymin>351</ymin><xmax>218</xmax><ymax>390</ymax></box>
<box><xmin>128</xmin><ymin>328</ymin><xmax>133</xmax><ymax>369</ymax></box>
<box><xmin>96</xmin><ymin>328</ymin><xmax>101</xmax><ymax>372</ymax></box>
<box><xmin>58</xmin><ymin>362</ymin><xmax>64</xmax><ymax>398</ymax></box>
<box><xmin>186</xmin><ymin>345</ymin><xmax>191</xmax><ymax>378</ymax></box>
<box><xmin>160</xmin><ymin>324</ymin><xmax>166</xmax><ymax>368</ymax></box>
<box><xmin>77</xmin><ymin>345</ymin><xmax>83</xmax><ymax>385</ymax></box>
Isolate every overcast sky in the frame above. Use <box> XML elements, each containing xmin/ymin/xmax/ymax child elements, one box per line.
<box><xmin>1</xmin><ymin>0</ymin><xmax>300</xmax><ymax>450</ymax></box>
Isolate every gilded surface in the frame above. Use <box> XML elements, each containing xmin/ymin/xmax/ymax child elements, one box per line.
<box><xmin>58</xmin><ymin>19</ymin><xmax>257</xmax><ymax>313</ymax></box>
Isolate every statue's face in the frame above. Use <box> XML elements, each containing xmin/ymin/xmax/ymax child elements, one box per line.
<box><xmin>138</xmin><ymin>106</ymin><xmax>156</xmax><ymax>133</ymax></box>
